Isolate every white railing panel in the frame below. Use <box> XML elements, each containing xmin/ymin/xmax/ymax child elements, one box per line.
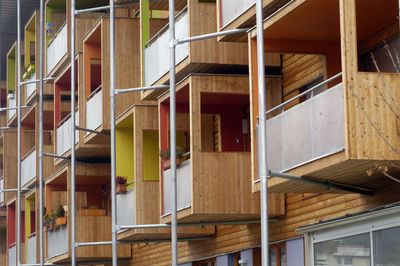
<box><xmin>25</xmin><ymin>72</ymin><xmax>36</xmax><ymax>100</ymax></box>
<box><xmin>47</xmin><ymin>225</ymin><xmax>68</xmax><ymax>259</ymax></box>
<box><xmin>265</xmin><ymin>83</ymin><xmax>345</xmax><ymax>172</ymax></box>
<box><xmin>9</xmin><ymin>246</ymin><xmax>16</xmax><ymax>266</ymax></box>
<box><xmin>47</xmin><ymin>23</ymin><xmax>68</xmax><ymax>74</ymax></box>
<box><xmin>220</xmin><ymin>0</ymin><xmax>255</xmax><ymax>28</ymax></box>
<box><xmin>56</xmin><ymin>111</ymin><xmax>79</xmax><ymax>156</ymax></box>
<box><xmin>0</xmin><ymin>178</ymin><xmax>4</xmax><ymax>203</ymax></box>
<box><xmin>8</xmin><ymin>93</ymin><xmax>16</xmax><ymax>121</ymax></box>
<box><xmin>27</xmin><ymin>235</ymin><xmax>37</xmax><ymax>264</ymax></box>
<box><xmin>86</xmin><ymin>89</ymin><xmax>103</xmax><ymax>131</ymax></box>
<box><xmin>117</xmin><ymin>187</ymin><xmax>135</xmax><ymax>226</ymax></box>
<box><xmin>22</xmin><ymin>149</ymin><xmax>36</xmax><ymax>187</ymax></box>
<box><xmin>144</xmin><ymin>13</ymin><xmax>189</xmax><ymax>86</ymax></box>
<box><xmin>163</xmin><ymin>159</ymin><xmax>191</xmax><ymax>214</ymax></box>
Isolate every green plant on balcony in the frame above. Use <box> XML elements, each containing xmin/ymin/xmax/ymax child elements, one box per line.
<box><xmin>160</xmin><ymin>147</ymin><xmax>183</xmax><ymax>170</ymax></box>
<box><xmin>116</xmin><ymin>176</ymin><xmax>127</xmax><ymax>194</ymax></box>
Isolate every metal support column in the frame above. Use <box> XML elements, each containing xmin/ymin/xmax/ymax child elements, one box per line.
<box><xmin>17</xmin><ymin>0</ymin><xmax>23</xmax><ymax>264</ymax></box>
<box><xmin>70</xmin><ymin>0</ymin><xmax>77</xmax><ymax>265</ymax></box>
<box><xmin>39</xmin><ymin>0</ymin><xmax>45</xmax><ymax>264</ymax></box>
<box><xmin>109</xmin><ymin>0</ymin><xmax>118</xmax><ymax>265</ymax></box>
<box><xmin>255</xmin><ymin>0</ymin><xmax>269</xmax><ymax>265</ymax></box>
<box><xmin>169</xmin><ymin>0</ymin><xmax>178</xmax><ymax>265</ymax></box>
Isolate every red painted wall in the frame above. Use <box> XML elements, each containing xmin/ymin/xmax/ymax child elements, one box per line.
<box><xmin>7</xmin><ymin>203</ymin><xmax>25</xmax><ymax>246</ymax></box>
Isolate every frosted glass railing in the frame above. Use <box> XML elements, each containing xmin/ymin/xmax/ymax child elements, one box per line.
<box><xmin>22</xmin><ymin>149</ymin><xmax>36</xmax><ymax>187</ymax></box>
<box><xmin>86</xmin><ymin>88</ymin><xmax>102</xmax><ymax>132</ymax></box>
<box><xmin>47</xmin><ymin>23</ymin><xmax>67</xmax><ymax>74</ymax></box>
<box><xmin>0</xmin><ymin>178</ymin><xmax>3</xmax><ymax>203</ymax></box>
<box><xmin>261</xmin><ymin>83</ymin><xmax>345</xmax><ymax>173</ymax></box>
<box><xmin>47</xmin><ymin>224</ymin><xmax>68</xmax><ymax>259</ymax></box>
<box><xmin>220</xmin><ymin>0</ymin><xmax>255</xmax><ymax>28</ymax></box>
<box><xmin>25</xmin><ymin>72</ymin><xmax>36</xmax><ymax>100</ymax></box>
<box><xmin>117</xmin><ymin>187</ymin><xmax>135</xmax><ymax>226</ymax></box>
<box><xmin>163</xmin><ymin>159</ymin><xmax>191</xmax><ymax>214</ymax></box>
<box><xmin>9</xmin><ymin>245</ymin><xmax>16</xmax><ymax>266</ymax></box>
<box><xmin>27</xmin><ymin>234</ymin><xmax>37</xmax><ymax>264</ymax></box>
<box><xmin>56</xmin><ymin>111</ymin><xmax>79</xmax><ymax>156</ymax></box>
<box><xmin>8</xmin><ymin>94</ymin><xmax>16</xmax><ymax>121</ymax></box>
<box><xmin>144</xmin><ymin>12</ymin><xmax>189</xmax><ymax>87</ymax></box>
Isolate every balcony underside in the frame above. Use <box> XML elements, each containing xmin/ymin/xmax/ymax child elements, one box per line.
<box><xmin>84</xmin><ymin>129</ymin><xmax>110</xmax><ymax>145</ymax></box>
<box><xmin>263</xmin><ymin>152</ymin><xmax>400</xmax><ymax>194</ymax></box>
<box><xmin>142</xmin><ymin>62</ymin><xmax>248</xmax><ymax>101</ymax></box>
<box><xmin>115</xmin><ymin>0</ymin><xmax>186</xmax><ymax>10</ymax></box>
<box><xmin>54</xmin><ymin>144</ymin><xmax>110</xmax><ymax>165</ymax></box>
<box><xmin>117</xmin><ymin>226</ymin><xmax>215</xmax><ymax>241</ymax></box>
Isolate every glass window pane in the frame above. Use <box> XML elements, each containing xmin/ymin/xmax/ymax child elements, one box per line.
<box><xmin>374</xmin><ymin>226</ymin><xmax>400</xmax><ymax>266</ymax></box>
<box><xmin>270</xmin><ymin>248</ymin><xmax>277</xmax><ymax>266</ymax></box>
<box><xmin>280</xmin><ymin>246</ymin><xmax>287</xmax><ymax>266</ymax></box>
<box><xmin>314</xmin><ymin>233</ymin><xmax>371</xmax><ymax>266</ymax></box>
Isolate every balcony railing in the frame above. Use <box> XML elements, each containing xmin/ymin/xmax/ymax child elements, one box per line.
<box><xmin>117</xmin><ymin>187</ymin><xmax>135</xmax><ymax>226</ymax></box>
<box><xmin>56</xmin><ymin>110</ymin><xmax>79</xmax><ymax>156</ymax></box>
<box><xmin>47</xmin><ymin>224</ymin><xmax>68</xmax><ymax>259</ymax></box>
<box><xmin>8</xmin><ymin>243</ymin><xmax>16</xmax><ymax>266</ymax></box>
<box><xmin>0</xmin><ymin>178</ymin><xmax>4</xmax><ymax>203</ymax></box>
<box><xmin>163</xmin><ymin>159</ymin><xmax>191</xmax><ymax>215</ymax></box>
<box><xmin>220</xmin><ymin>0</ymin><xmax>255</xmax><ymax>29</ymax></box>
<box><xmin>25</xmin><ymin>72</ymin><xmax>36</xmax><ymax>100</ymax></box>
<box><xmin>47</xmin><ymin>22</ymin><xmax>67</xmax><ymax>74</ymax></box>
<box><xmin>8</xmin><ymin>93</ymin><xmax>16</xmax><ymax>121</ymax></box>
<box><xmin>27</xmin><ymin>232</ymin><xmax>37</xmax><ymax>264</ymax></box>
<box><xmin>260</xmin><ymin>78</ymin><xmax>344</xmax><ymax>174</ymax></box>
<box><xmin>22</xmin><ymin>148</ymin><xmax>36</xmax><ymax>187</ymax></box>
<box><xmin>144</xmin><ymin>8</ymin><xmax>189</xmax><ymax>87</ymax></box>
<box><xmin>86</xmin><ymin>85</ymin><xmax>102</xmax><ymax>132</ymax></box>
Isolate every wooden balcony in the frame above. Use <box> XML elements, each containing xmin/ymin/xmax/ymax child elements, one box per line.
<box><xmin>23</xmin><ymin>11</ymin><xmax>54</xmax><ymax>106</ymax></box>
<box><xmin>248</xmin><ymin>0</ymin><xmax>400</xmax><ymax>194</ymax></box>
<box><xmin>45</xmin><ymin>163</ymin><xmax>131</xmax><ymax>263</ymax></box>
<box><xmin>20</xmin><ymin>102</ymin><xmax>61</xmax><ymax>188</ymax></box>
<box><xmin>216</xmin><ymin>0</ymin><xmax>291</xmax><ymax>42</ymax></box>
<box><xmin>82</xmin><ymin>17</ymin><xmax>149</xmax><ymax>146</ymax></box>
<box><xmin>141</xmin><ymin>0</ymin><xmax>248</xmax><ymax>101</ymax></box>
<box><xmin>53</xmin><ymin>53</ymin><xmax>109</xmax><ymax>165</ymax></box>
<box><xmin>158</xmin><ymin>74</ymin><xmax>285</xmax><ymax>224</ymax></box>
<box><xmin>44</xmin><ymin>0</ymin><xmax>107</xmax><ymax>77</ymax></box>
<box><xmin>115</xmin><ymin>105</ymin><xmax>214</xmax><ymax>241</ymax></box>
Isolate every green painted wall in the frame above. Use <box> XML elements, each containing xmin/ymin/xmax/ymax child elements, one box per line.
<box><xmin>143</xmin><ymin>130</ymin><xmax>159</xmax><ymax>181</ymax></box>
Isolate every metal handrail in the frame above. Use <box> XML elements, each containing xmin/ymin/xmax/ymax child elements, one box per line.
<box><xmin>144</xmin><ymin>6</ymin><xmax>188</xmax><ymax>48</ymax></box>
<box><xmin>265</xmin><ymin>73</ymin><xmax>342</xmax><ymax>116</ymax></box>
<box><xmin>56</xmin><ymin>107</ymin><xmax>78</xmax><ymax>129</ymax></box>
<box><xmin>86</xmin><ymin>85</ymin><xmax>102</xmax><ymax>101</ymax></box>
<box><xmin>47</xmin><ymin>21</ymin><xmax>67</xmax><ymax>48</ymax></box>
<box><xmin>28</xmin><ymin>232</ymin><xmax>36</xmax><ymax>239</ymax></box>
<box><xmin>22</xmin><ymin>147</ymin><xmax>36</xmax><ymax>161</ymax></box>
<box><xmin>9</xmin><ymin>242</ymin><xmax>16</xmax><ymax>249</ymax></box>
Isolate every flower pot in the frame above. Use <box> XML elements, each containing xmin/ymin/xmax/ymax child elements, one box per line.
<box><xmin>116</xmin><ymin>184</ymin><xmax>127</xmax><ymax>194</ymax></box>
<box><xmin>55</xmin><ymin>217</ymin><xmax>67</xmax><ymax>225</ymax></box>
<box><xmin>163</xmin><ymin>158</ymin><xmax>181</xmax><ymax>170</ymax></box>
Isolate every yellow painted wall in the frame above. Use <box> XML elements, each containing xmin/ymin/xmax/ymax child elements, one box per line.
<box><xmin>116</xmin><ymin>128</ymin><xmax>134</xmax><ymax>188</ymax></box>
<box><xmin>143</xmin><ymin>130</ymin><xmax>159</xmax><ymax>181</ymax></box>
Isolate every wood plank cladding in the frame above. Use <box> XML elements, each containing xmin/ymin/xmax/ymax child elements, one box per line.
<box><xmin>130</xmin><ymin>184</ymin><xmax>400</xmax><ymax>266</ymax></box>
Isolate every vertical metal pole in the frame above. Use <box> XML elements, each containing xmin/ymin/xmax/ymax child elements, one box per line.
<box><xmin>39</xmin><ymin>0</ymin><xmax>45</xmax><ymax>264</ymax></box>
<box><xmin>70</xmin><ymin>0</ymin><xmax>77</xmax><ymax>265</ymax></box>
<box><xmin>109</xmin><ymin>1</ymin><xmax>118</xmax><ymax>265</ymax></box>
<box><xmin>169</xmin><ymin>0</ymin><xmax>178</xmax><ymax>265</ymax></box>
<box><xmin>255</xmin><ymin>0</ymin><xmax>269</xmax><ymax>265</ymax></box>
<box><xmin>17</xmin><ymin>0</ymin><xmax>23</xmax><ymax>264</ymax></box>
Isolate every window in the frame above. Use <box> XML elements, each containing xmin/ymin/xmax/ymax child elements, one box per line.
<box><xmin>373</xmin><ymin>226</ymin><xmax>400</xmax><ymax>265</ymax></box>
<box><xmin>193</xmin><ymin>258</ymin><xmax>216</xmax><ymax>266</ymax></box>
<box><xmin>269</xmin><ymin>244</ymin><xmax>287</xmax><ymax>266</ymax></box>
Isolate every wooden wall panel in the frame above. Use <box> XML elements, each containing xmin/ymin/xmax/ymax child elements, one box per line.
<box><xmin>3</xmin><ymin>132</ymin><xmax>17</xmax><ymax>203</ymax></box>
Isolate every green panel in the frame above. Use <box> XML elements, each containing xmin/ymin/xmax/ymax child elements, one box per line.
<box><xmin>143</xmin><ymin>130</ymin><xmax>159</xmax><ymax>181</ymax></box>
<box><xmin>7</xmin><ymin>54</ymin><xmax>16</xmax><ymax>92</ymax></box>
<box><xmin>116</xmin><ymin>128</ymin><xmax>134</xmax><ymax>189</ymax></box>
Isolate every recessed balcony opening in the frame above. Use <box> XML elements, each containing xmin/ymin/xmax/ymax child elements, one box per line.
<box><xmin>23</xmin><ymin>12</ymin><xmax>38</xmax><ymax>102</ymax></box>
<box><xmin>54</xmin><ymin>61</ymin><xmax>78</xmax><ymax>157</ymax></box>
<box><xmin>25</xmin><ymin>192</ymin><xmax>37</xmax><ymax>264</ymax></box>
<box><xmin>356</xmin><ymin>0</ymin><xmax>399</xmax><ymax>73</ymax></box>
<box><xmin>7</xmin><ymin>201</ymin><xmax>25</xmax><ymax>266</ymax></box>
<box><xmin>6</xmin><ymin>43</ymin><xmax>24</xmax><ymax>123</ymax></box>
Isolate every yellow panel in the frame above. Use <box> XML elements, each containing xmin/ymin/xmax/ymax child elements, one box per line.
<box><xmin>143</xmin><ymin>130</ymin><xmax>159</xmax><ymax>181</ymax></box>
<box><xmin>116</xmin><ymin>128</ymin><xmax>134</xmax><ymax>188</ymax></box>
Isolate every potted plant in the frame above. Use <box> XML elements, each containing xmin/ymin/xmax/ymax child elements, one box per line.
<box><xmin>160</xmin><ymin>147</ymin><xmax>183</xmax><ymax>170</ymax></box>
<box><xmin>43</xmin><ymin>213</ymin><xmax>50</xmax><ymax>232</ymax></box>
<box><xmin>55</xmin><ymin>204</ymin><xmax>67</xmax><ymax>226</ymax></box>
<box><xmin>116</xmin><ymin>176</ymin><xmax>127</xmax><ymax>194</ymax></box>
